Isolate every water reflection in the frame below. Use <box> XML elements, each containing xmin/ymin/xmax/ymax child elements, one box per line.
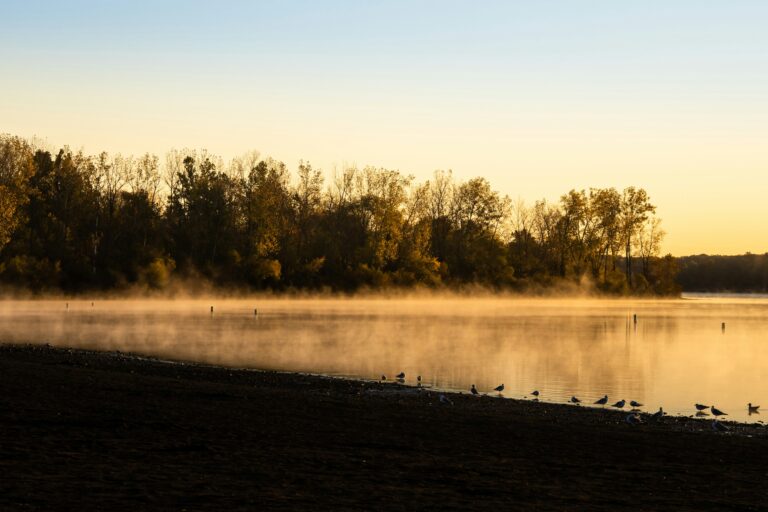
<box><xmin>1</xmin><ymin>297</ymin><xmax>767</xmax><ymax>422</ymax></box>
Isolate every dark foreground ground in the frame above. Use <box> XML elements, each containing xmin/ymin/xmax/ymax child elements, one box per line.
<box><xmin>2</xmin><ymin>344</ymin><xmax>768</xmax><ymax>511</ymax></box>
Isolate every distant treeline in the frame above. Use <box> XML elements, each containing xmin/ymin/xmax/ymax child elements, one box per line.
<box><xmin>0</xmin><ymin>134</ymin><xmax>678</xmax><ymax>294</ymax></box>
<box><xmin>677</xmin><ymin>254</ymin><xmax>768</xmax><ymax>293</ymax></box>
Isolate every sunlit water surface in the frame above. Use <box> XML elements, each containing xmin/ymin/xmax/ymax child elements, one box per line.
<box><xmin>1</xmin><ymin>296</ymin><xmax>767</xmax><ymax>423</ymax></box>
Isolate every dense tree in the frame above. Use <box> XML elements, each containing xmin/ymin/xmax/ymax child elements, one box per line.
<box><xmin>0</xmin><ymin>134</ymin><xmax>678</xmax><ymax>294</ymax></box>
<box><xmin>239</xmin><ymin>159</ymin><xmax>293</xmax><ymax>285</ymax></box>
<box><xmin>168</xmin><ymin>154</ymin><xmax>239</xmax><ymax>274</ymax></box>
<box><xmin>6</xmin><ymin>149</ymin><xmax>100</xmax><ymax>288</ymax></box>
<box><xmin>589</xmin><ymin>187</ymin><xmax>622</xmax><ymax>281</ymax></box>
<box><xmin>677</xmin><ymin>254</ymin><xmax>768</xmax><ymax>293</ymax></box>
<box><xmin>619</xmin><ymin>187</ymin><xmax>656</xmax><ymax>287</ymax></box>
<box><xmin>0</xmin><ymin>135</ymin><xmax>35</xmax><ymax>254</ymax></box>
<box><xmin>447</xmin><ymin>177</ymin><xmax>511</xmax><ymax>284</ymax></box>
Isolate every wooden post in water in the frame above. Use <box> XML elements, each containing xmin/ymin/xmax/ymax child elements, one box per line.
<box><xmin>254</xmin><ymin>308</ymin><xmax>258</xmax><ymax>317</ymax></box>
<box><xmin>633</xmin><ymin>314</ymin><xmax>637</xmax><ymax>324</ymax></box>
<box><xmin>722</xmin><ymin>322</ymin><xmax>726</xmax><ymax>332</ymax></box>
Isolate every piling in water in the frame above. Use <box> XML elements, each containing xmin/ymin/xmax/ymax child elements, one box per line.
<box><xmin>633</xmin><ymin>314</ymin><xmax>637</xmax><ymax>324</ymax></box>
<box><xmin>210</xmin><ymin>306</ymin><xmax>214</xmax><ymax>315</ymax></box>
<box><xmin>722</xmin><ymin>322</ymin><xmax>726</xmax><ymax>332</ymax></box>
<box><xmin>254</xmin><ymin>308</ymin><xmax>258</xmax><ymax>316</ymax></box>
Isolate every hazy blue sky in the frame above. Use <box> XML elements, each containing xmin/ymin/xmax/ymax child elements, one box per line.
<box><xmin>2</xmin><ymin>1</ymin><xmax>768</xmax><ymax>254</ymax></box>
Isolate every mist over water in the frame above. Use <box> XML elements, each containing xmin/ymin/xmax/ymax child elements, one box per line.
<box><xmin>1</xmin><ymin>296</ymin><xmax>767</xmax><ymax>422</ymax></box>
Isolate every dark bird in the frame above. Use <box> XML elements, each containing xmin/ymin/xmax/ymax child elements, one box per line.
<box><xmin>471</xmin><ymin>384</ymin><xmax>479</xmax><ymax>395</ymax></box>
<box><xmin>570</xmin><ymin>396</ymin><xmax>581</xmax><ymax>404</ymax></box>
<box><xmin>494</xmin><ymin>384</ymin><xmax>505</xmax><ymax>393</ymax></box>
<box><xmin>625</xmin><ymin>413</ymin><xmax>642</xmax><ymax>425</ymax></box>
<box><xmin>594</xmin><ymin>395</ymin><xmax>608</xmax><ymax>405</ymax></box>
<box><xmin>417</xmin><ymin>375</ymin><xmax>422</xmax><ymax>383</ymax></box>
<box><xmin>712</xmin><ymin>419</ymin><xmax>729</xmax><ymax>432</ymax></box>
<box><xmin>396</xmin><ymin>372</ymin><xmax>405</xmax><ymax>380</ymax></box>
<box><xmin>711</xmin><ymin>406</ymin><xmax>727</xmax><ymax>417</ymax></box>
<box><xmin>748</xmin><ymin>403</ymin><xmax>760</xmax><ymax>414</ymax></box>
<box><xmin>612</xmin><ymin>399</ymin><xmax>626</xmax><ymax>409</ymax></box>
<box><xmin>651</xmin><ymin>407</ymin><xmax>665</xmax><ymax>421</ymax></box>
<box><xmin>380</xmin><ymin>375</ymin><xmax>386</xmax><ymax>381</ymax></box>
<box><xmin>630</xmin><ymin>400</ymin><xmax>643</xmax><ymax>409</ymax></box>
<box><xmin>531</xmin><ymin>390</ymin><xmax>540</xmax><ymax>398</ymax></box>
<box><xmin>695</xmin><ymin>403</ymin><xmax>709</xmax><ymax>411</ymax></box>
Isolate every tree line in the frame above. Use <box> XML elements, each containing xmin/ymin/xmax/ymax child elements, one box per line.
<box><xmin>0</xmin><ymin>134</ymin><xmax>678</xmax><ymax>294</ymax></box>
<box><xmin>677</xmin><ymin>254</ymin><xmax>768</xmax><ymax>293</ymax></box>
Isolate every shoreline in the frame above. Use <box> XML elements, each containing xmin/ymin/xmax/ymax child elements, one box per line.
<box><xmin>5</xmin><ymin>341</ymin><xmax>764</xmax><ymax>429</ymax></box>
<box><xmin>2</xmin><ymin>343</ymin><xmax>768</xmax><ymax>510</ymax></box>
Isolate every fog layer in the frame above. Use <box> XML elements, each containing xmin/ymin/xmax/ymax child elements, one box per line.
<box><xmin>1</xmin><ymin>296</ymin><xmax>766</xmax><ymax>422</ymax></box>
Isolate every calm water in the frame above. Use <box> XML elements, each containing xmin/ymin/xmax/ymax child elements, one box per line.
<box><xmin>1</xmin><ymin>296</ymin><xmax>767</xmax><ymax>422</ymax></box>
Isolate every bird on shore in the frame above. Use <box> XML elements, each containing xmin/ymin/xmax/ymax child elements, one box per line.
<box><xmin>494</xmin><ymin>384</ymin><xmax>505</xmax><ymax>394</ymax></box>
<box><xmin>625</xmin><ymin>413</ymin><xmax>642</xmax><ymax>425</ymax></box>
<box><xmin>594</xmin><ymin>395</ymin><xmax>608</xmax><ymax>405</ymax></box>
<box><xmin>651</xmin><ymin>407</ymin><xmax>665</xmax><ymax>421</ymax></box>
<box><xmin>416</xmin><ymin>375</ymin><xmax>422</xmax><ymax>386</ymax></box>
<box><xmin>712</xmin><ymin>419</ymin><xmax>729</xmax><ymax>432</ymax></box>
<box><xmin>471</xmin><ymin>384</ymin><xmax>479</xmax><ymax>395</ymax></box>
<box><xmin>570</xmin><ymin>396</ymin><xmax>581</xmax><ymax>404</ymax></box>
<box><xmin>695</xmin><ymin>403</ymin><xmax>709</xmax><ymax>411</ymax></box>
<box><xmin>396</xmin><ymin>372</ymin><xmax>405</xmax><ymax>380</ymax></box>
<box><xmin>711</xmin><ymin>406</ymin><xmax>727</xmax><ymax>417</ymax></box>
<box><xmin>612</xmin><ymin>399</ymin><xmax>626</xmax><ymax>409</ymax></box>
<box><xmin>531</xmin><ymin>390</ymin><xmax>540</xmax><ymax>398</ymax></box>
<box><xmin>380</xmin><ymin>375</ymin><xmax>387</xmax><ymax>382</ymax></box>
<box><xmin>748</xmin><ymin>403</ymin><xmax>760</xmax><ymax>414</ymax></box>
<box><xmin>439</xmin><ymin>394</ymin><xmax>453</xmax><ymax>406</ymax></box>
<box><xmin>630</xmin><ymin>400</ymin><xmax>643</xmax><ymax>409</ymax></box>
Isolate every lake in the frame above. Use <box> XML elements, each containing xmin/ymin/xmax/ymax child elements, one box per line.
<box><xmin>1</xmin><ymin>296</ymin><xmax>766</xmax><ymax>422</ymax></box>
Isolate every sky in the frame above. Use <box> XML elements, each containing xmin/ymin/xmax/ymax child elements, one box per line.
<box><xmin>1</xmin><ymin>1</ymin><xmax>767</xmax><ymax>256</ymax></box>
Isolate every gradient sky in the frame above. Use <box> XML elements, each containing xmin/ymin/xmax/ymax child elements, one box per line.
<box><xmin>2</xmin><ymin>1</ymin><xmax>767</xmax><ymax>255</ymax></box>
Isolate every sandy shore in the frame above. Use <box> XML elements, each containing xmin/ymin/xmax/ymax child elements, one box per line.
<box><xmin>1</xmin><ymin>344</ymin><xmax>767</xmax><ymax>511</ymax></box>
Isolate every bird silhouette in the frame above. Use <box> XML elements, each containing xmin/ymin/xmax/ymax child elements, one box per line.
<box><xmin>711</xmin><ymin>406</ymin><xmax>727</xmax><ymax>417</ymax></box>
<box><xmin>570</xmin><ymin>396</ymin><xmax>581</xmax><ymax>404</ymax></box>
<box><xmin>493</xmin><ymin>384</ymin><xmax>505</xmax><ymax>394</ymax></box>
<box><xmin>531</xmin><ymin>390</ymin><xmax>540</xmax><ymax>398</ymax></box>
<box><xmin>594</xmin><ymin>395</ymin><xmax>608</xmax><ymax>405</ymax></box>
<box><xmin>396</xmin><ymin>372</ymin><xmax>405</xmax><ymax>380</ymax></box>
<box><xmin>630</xmin><ymin>400</ymin><xmax>643</xmax><ymax>409</ymax></box>
<box><xmin>612</xmin><ymin>399</ymin><xmax>626</xmax><ymax>409</ymax></box>
<box><xmin>651</xmin><ymin>407</ymin><xmax>664</xmax><ymax>421</ymax></box>
<box><xmin>471</xmin><ymin>384</ymin><xmax>479</xmax><ymax>395</ymax></box>
<box><xmin>695</xmin><ymin>403</ymin><xmax>709</xmax><ymax>411</ymax></box>
<box><xmin>748</xmin><ymin>403</ymin><xmax>760</xmax><ymax>414</ymax></box>
<box><xmin>625</xmin><ymin>413</ymin><xmax>642</xmax><ymax>425</ymax></box>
